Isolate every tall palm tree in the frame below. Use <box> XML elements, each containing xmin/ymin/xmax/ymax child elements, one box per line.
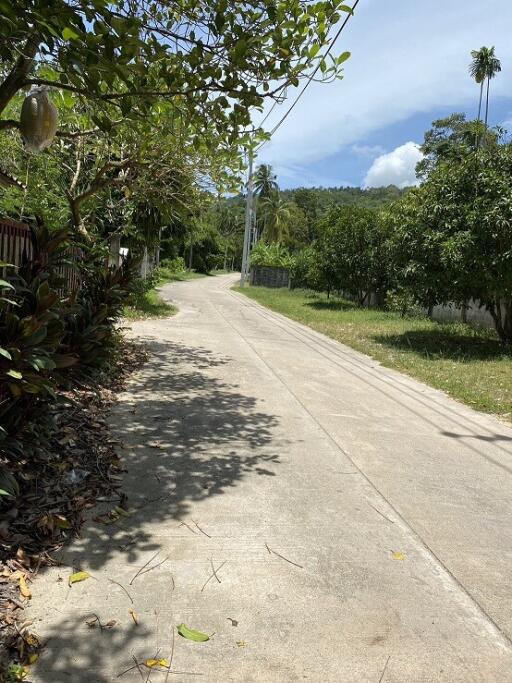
<box><xmin>469</xmin><ymin>47</ymin><xmax>502</xmax><ymax>131</ymax></box>
<box><xmin>253</xmin><ymin>164</ymin><xmax>278</xmax><ymax>199</ymax></box>
<box><xmin>260</xmin><ymin>194</ymin><xmax>291</xmax><ymax>243</ymax></box>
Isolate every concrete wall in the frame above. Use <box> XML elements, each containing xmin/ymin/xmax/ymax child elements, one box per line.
<box><xmin>431</xmin><ymin>299</ymin><xmax>496</xmax><ymax>331</ymax></box>
<box><xmin>250</xmin><ymin>266</ymin><xmax>290</xmax><ymax>288</ymax></box>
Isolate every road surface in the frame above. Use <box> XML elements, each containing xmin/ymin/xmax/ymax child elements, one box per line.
<box><xmin>30</xmin><ymin>273</ymin><xmax>512</xmax><ymax>682</ymax></box>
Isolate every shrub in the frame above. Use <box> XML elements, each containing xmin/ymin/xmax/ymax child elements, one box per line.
<box><xmin>0</xmin><ymin>223</ymin><xmax>139</xmax><ymax>468</ymax></box>
<box><xmin>250</xmin><ymin>242</ymin><xmax>294</xmax><ymax>269</ymax></box>
<box><xmin>160</xmin><ymin>256</ymin><xmax>185</xmax><ymax>273</ymax></box>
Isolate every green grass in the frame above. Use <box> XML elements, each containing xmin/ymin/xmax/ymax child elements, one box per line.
<box><xmin>123</xmin><ymin>268</ymin><xmax>219</xmax><ymax>320</ymax></box>
<box><xmin>234</xmin><ymin>286</ymin><xmax>512</xmax><ymax>419</ymax></box>
<box><xmin>123</xmin><ymin>288</ymin><xmax>177</xmax><ymax>320</ymax></box>
<box><xmin>154</xmin><ymin>267</ymin><xmax>207</xmax><ymax>285</ymax></box>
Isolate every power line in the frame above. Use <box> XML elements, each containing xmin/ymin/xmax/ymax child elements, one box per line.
<box><xmin>256</xmin><ymin>0</ymin><xmax>360</xmax><ymax>152</ymax></box>
<box><xmin>255</xmin><ymin>99</ymin><xmax>280</xmax><ymax>130</ymax></box>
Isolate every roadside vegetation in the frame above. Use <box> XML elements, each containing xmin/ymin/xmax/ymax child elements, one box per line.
<box><xmin>236</xmin><ymin>286</ymin><xmax>512</xmax><ymax>419</ymax></box>
<box><xmin>0</xmin><ymin>0</ymin><xmax>357</xmax><ymax>674</ymax></box>
<box><xmin>236</xmin><ymin>47</ymin><xmax>511</xmax><ymax>419</ymax></box>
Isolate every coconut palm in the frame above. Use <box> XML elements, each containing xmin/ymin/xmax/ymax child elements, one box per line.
<box><xmin>260</xmin><ymin>194</ymin><xmax>291</xmax><ymax>243</ymax></box>
<box><xmin>469</xmin><ymin>47</ymin><xmax>502</xmax><ymax>130</ymax></box>
<box><xmin>253</xmin><ymin>164</ymin><xmax>278</xmax><ymax>199</ymax></box>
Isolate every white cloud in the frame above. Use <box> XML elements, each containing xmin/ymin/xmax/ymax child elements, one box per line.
<box><xmin>363</xmin><ymin>142</ymin><xmax>423</xmax><ymax>188</ymax></box>
<box><xmin>257</xmin><ymin>0</ymin><xmax>512</xmax><ymax>184</ymax></box>
<box><xmin>351</xmin><ymin>143</ymin><xmax>386</xmax><ymax>158</ymax></box>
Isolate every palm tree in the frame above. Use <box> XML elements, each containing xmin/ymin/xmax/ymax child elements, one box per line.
<box><xmin>260</xmin><ymin>194</ymin><xmax>291</xmax><ymax>243</ymax></box>
<box><xmin>253</xmin><ymin>164</ymin><xmax>278</xmax><ymax>199</ymax></box>
<box><xmin>469</xmin><ymin>47</ymin><xmax>502</xmax><ymax>131</ymax></box>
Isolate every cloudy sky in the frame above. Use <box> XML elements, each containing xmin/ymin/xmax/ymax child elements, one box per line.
<box><xmin>256</xmin><ymin>0</ymin><xmax>512</xmax><ymax>189</ymax></box>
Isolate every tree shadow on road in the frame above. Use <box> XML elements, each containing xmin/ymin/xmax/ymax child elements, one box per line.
<box><xmin>31</xmin><ymin>338</ymin><xmax>282</xmax><ymax>682</ymax></box>
<box><xmin>60</xmin><ymin>338</ymin><xmax>281</xmax><ymax>571</ymax></box>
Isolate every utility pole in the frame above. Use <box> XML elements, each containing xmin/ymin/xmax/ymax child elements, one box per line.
<box><xmin>240</xmin><ymin>149</ymin><xmax>254</xmax><ymax>286</ymax></box>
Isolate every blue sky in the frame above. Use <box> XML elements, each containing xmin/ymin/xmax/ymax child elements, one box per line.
<box><xmin>256</xmin><ymin>0</ymin><xmax>512</xmax><ymax>189</ymax></box>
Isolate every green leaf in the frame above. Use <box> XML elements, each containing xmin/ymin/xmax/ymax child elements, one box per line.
<box><xmin>62</xmin><ymin>27</ymin><xmax>80</xmax><ymax>41</ymax></box>
<box><xmin>309</xmin><ymin>43</ymin><xmax>320</xmax><ymax>58</ymax></box>
<box><xmin>0</xmin><ymin>488</ymin><xmax>11</xmax><ymax>496</ymax></box>
<box><xmin>69</xmin><ymin>571</ymin><xmax>91</xmax><ymax>586</ymax></box>
<box><xmin>6</xmin><ymin>369</ymin><xmax>22</xmax><ymax>379</ymax></box>
<box><xmin>0</xmin><ymin>279</ymin><xmax>14</xmax><ymax>290</ymax></box>
<box><xmin>0</xmin><ymin>348</ymin><xmax>12</xmax><ymax>360</ymax></box>
<box><xmin>337</xmin><ymin>51</ymin><xmax>351</xmax><ymax>64</ymax></box>
<box><xmin>177</xmin><ymin>623</ymin><xmax>210</xmax><ymax>642</ymax></box>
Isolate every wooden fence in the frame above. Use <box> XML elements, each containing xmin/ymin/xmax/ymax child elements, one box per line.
<box><xmin>0</xmin><ymin>217</ymin><xmax>33</xmax><ymax>266</ymax></box>
<box><xmin>0</xmin><ymin>217</ymin><xmax>82</xmax><ymax>294</ymax></box>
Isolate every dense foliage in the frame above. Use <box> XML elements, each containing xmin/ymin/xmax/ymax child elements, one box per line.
<box><xmin>1</xmin><ymin>0</ymin><xmax>359</xmax><ymax>526</ymax></box>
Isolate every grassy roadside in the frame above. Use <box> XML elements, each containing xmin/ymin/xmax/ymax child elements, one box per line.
<box><xmin>234</xmin><ymin>285</ymin><xmax>512</xmax><ymax>419</ymax></box>
<box><xmin>123</xmin><ymin>269</ymin><xmax>205</xmax><ymax>320</ymax></box>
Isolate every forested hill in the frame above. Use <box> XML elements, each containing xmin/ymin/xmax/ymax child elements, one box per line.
<box><xmin>281</xmin><ymin>185</ymin><xmax>408</xmax><ymax>211</ymax></box>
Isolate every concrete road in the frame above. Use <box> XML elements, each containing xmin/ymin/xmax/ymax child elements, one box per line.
<box><xmin>30</xmin><ymin>274</ymin><xmax>512</xmax><ymax>682</ymax></box>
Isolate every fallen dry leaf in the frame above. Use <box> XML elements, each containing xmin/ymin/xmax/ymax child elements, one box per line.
<box><xmin>19</xmin><ymin>575</ymin><xmax>32</xmax><ymax>598</ymax></box>
<box><xmin>129</xmin><ymin>608</ymin><xmax>138</xmax><ymax>625</ymax></box>
<box><xmin>391</xmin><ymin>551</ymin><xmax>406</xmax><ymax>561</ymax></box>
<box><xmin>145</xmin><ymin>658</ymin><xmax>169</xmax><ymax>668</ymax></box>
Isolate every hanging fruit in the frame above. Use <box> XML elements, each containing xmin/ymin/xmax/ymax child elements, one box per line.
<box><xmin>19</xmin><ymin>87</ymin><xmax>58</xmax><ymax>153</ymax></box>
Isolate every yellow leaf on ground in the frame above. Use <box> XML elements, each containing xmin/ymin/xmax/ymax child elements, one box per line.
<box><xmin>145</xmin><ymin>658</ymin><xmax>169</xmax><ymax>668</ymax></box>
<box><xmin>25</xmin><ymin>633</ymin><xmax>40</xmax><ymax>647</ymax></box>
<box><xmin>28</xmin><ymin>654</ymin><xmax>39</xmax><ymax>664</ymax></box>
<box><xmin>68</xmin><ymin>571</ymin><xmax>91</xmax><ymax>586</ymax></box>
<box><xmin>19</xmin><ymin>575</ymin><xmax>32</xmax><ymax>598</ymax></box>
<box><xmin>392</xmin><ymin>551</ymin><xmax>406</xmax><ymax>561</ymax></box>
<box><xmin>129</xmin><ymin>608</ymin><xmax>138</xmax><ymax>625</ymax></box>
<box><xmin>55</xmin><ymin>515</ymin><xmax>71</xmax><ymax>529</ymax></box>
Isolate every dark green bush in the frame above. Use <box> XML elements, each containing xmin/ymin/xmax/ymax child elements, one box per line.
<box><xmin>0</xmin><ymin>224</ymin><xmax>139</xmax><ymax>471</ymax></box>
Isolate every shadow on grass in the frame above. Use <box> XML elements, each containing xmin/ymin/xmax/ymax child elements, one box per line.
<box><xmin>305</xmin><ymin>298</ymin><xmax>356</xmax><ymax>313</ymax></box>
<box><xmin>373</xmin><ymin>328</ymin><xmax>510</xmax><ymax>362</ymax></box>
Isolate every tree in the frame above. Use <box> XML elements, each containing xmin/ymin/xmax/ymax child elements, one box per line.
<box><xmin>260</xmin><ymin>194</ymin><xmax>292</xmax><ymax>244</ymax></box>
<box><xmin>314</xmin><ymin>205</ymin><xmax>391</xmax><ymax>305</ymax></box>
<box><xmin>0</xmin><ymin>1</ymin><xmax>353</xmax><ymax>142</ymax></box>
<box><xmin>469</xmin><ymin>47</ymin><xmax>502</xmax><ymax>132</ymax></box>
<box><xmin>290</xmin><ymin>188</ymin><xmax>319</xmax><ymax>239</ymax></box>
<box><xmin>254</xmin><ymin>164</ymin><xmax>278</xmax><ymax>199</ymax></box>
<box><xmin>388</xmin><ymin>145</ymin><xmax>512</xmax><ymax>343</ymax></box>
<box><xmin>416</xmin><ymin>113</ymin><xmax>499</xmax><ymax>179</ymax></box>
<box><xmin>214</xmin><ymin>204</ymin><xmax>244</xmax><ymax>270</ymax></box>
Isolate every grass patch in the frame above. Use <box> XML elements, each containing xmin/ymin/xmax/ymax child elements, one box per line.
<box><xmin>123</xmin><ymin>288</ymin><xmax>177</xmax><ymax>320</ymax></box>
<box><xmin>234</xmin><ymin>286</ymin><xmax>512</xmax><ymax>419</ymax></box>
<box><xmin>155</xmin><ymin>267</ymin><xmax>207</xmax><ymax>285</ymax></box>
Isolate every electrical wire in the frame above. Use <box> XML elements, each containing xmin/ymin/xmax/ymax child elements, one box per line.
<box><xmin>255</xmin><ymin>0</ymin><xmax>360</xmax><ymax>152</ymax></box>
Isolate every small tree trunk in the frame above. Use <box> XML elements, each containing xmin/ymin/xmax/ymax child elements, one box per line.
<box><xmin>475</xmin><ymin>81</ymin><xmax>484</xmax><ymax>148</ymax></box>
<box><xmin>484</xmin><ymin>77</ymin><xmax>491</xmax><ymax>129</ymax></box>
<box><xmin>504</xmin><ymin>300</ymin><xmax>512</xmax><ymax>345</ymax></box>
<box><xmin>374</xmin><ymin>290</ymin><xmax>387</xmax><ymax>309</ymax></box>
<box><xmin>188</xmin><ymin>243</ymin><xmax>193</xmax><ymax>271</ymax></box>
<box><xmin>223</xmin><ymin>245</ymin><xmax>228</xmax><ymax>271</ymax></box>
<box><xmin>427</xmin><ymin>303</ymin><xmax>434</xmax><ymax>319</ymax></box>
<box><xmin>461</xmin><ymin>300</ymin><xmax>468</xmax><ymax>324</ymax></box>
<box><xmin>487</xmin><ymin>297</ymin><xmax>512</xmax><ymax>344</ymax></box>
